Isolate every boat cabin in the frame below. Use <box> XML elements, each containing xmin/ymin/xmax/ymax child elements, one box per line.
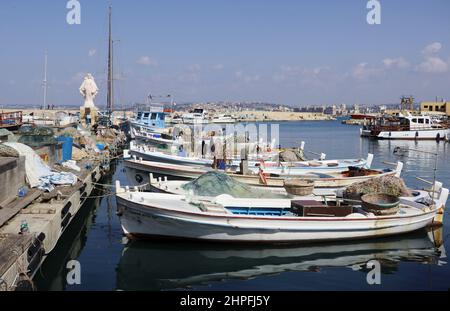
<box><xmin>134</xmin><ymin>104</ymin><xmax>166</xmax><ymax>129</ymax></box>
<box><xmin>365</xmin><ymin>113</ymin><xmax>442</xmax><ymax>132</ymax></box>
<box><xmin>400</xmin><ymin>115</ymin><xmax>436</xmax><ymax>130</ymax></box>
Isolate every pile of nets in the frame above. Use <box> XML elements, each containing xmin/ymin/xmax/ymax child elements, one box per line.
<box><xmin>0</xmin><ymin>143</ymin><xmax>19</xmax><ymax>157</ymax></box>
<box><xmin>182</xmin><ymin>171</ymin><xmax>281</xmax><ymax>198</ymax></box>
<box><xmin>18</xmin><ymin>126</ymin><xmax>57</xmax><ymax>147</ymax></box>
<box><xmin>344</xmin><ymin>175</ymin><xmax>412</xmax><ymax>200</ymax></box>
<box><xmin>279</xmin><ymin>149</ymin><xmax>307</xmax><ymax>162</ymax></box>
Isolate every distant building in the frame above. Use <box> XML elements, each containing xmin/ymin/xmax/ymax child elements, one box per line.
<box><xmin>323</xmin><ymin>105</ymin><xmax>336</xmax><ymax>115</ymax></box>
<box><xmin>421</xmin><ymin>101</ymin><xmax>450</xmax><ymax>116</ymax></box>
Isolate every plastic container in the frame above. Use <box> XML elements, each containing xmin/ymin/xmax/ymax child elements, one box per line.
<box><xmin>57</xmin><ymin>136</ymin><xmax>73</xmax><ymax>162</ymax></box>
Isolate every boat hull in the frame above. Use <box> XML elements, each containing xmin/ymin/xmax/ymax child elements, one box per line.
<box><xmin>361</xmin><ymin>128</ymin><xmax>449</xmax><ymax>140</ymax></box>
<box><xmin>116</xmin><ymin>195</ymin><xmax>437</xmax><ymax>243</ymax></box>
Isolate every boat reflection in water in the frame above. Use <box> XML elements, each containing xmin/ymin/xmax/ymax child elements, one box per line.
<box><xmin>116</xmin><ymin>228</ymin><xmax>445</xmax><ymax>291</ymax></box>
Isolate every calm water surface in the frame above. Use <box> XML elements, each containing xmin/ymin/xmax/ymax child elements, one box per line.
<box><xmin>35</xmin><ymin>121</ymin><xmax>450</xmax><ymax>291</ymax></box>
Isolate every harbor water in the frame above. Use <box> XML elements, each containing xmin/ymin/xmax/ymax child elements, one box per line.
<box><xmin>34</xmin><ymin>120</ymin><xmax>450</xmax><ymax>291</ymax></box>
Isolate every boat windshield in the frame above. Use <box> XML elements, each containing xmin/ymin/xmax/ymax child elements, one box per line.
<box><xmin>181</xmin><ymin>172</ymin><xmax>283</xmax><ymax>198</ymax></box>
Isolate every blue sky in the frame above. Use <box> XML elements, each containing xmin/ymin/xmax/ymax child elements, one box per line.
<box><xmin>0</xmin><ymin>0</ymin><xmax>449</xmax><ymax>108</ymax></box>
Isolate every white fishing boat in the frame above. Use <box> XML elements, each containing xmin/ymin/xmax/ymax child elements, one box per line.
<box><xmin>127</xmin><ymin>142</ymin><xmax>279</xmax><ymax>168</ymax></box>
<box><xmin>115</xmin><ymin>180</ymin><xmax>448</xmax><ymax>243</ymax></box>
<box><xmin>131</xmin><ymin>127</ymin><xmax>184</xmax><ymax>148</ymax></box>
<box><xmin>211</xmin><ymin>114</ymin><xmax>236</xmax><ymax>124</ymax></box>
<box><xmin>360</xmin><ymin>113</ymin><xmax>450</xmax><ymax>140</ymax></box>
<box><xmin>145</xmin><ymin>163</ymin><xmax>404</xmax><ymax>198</ymax></box>
<box><xmin>249</xmin><ymin>154</ymin><xmax>374</xmax><ymax>176</ymax></box>
<box><xmin>126</xmin><ymin>142</ymin><xmax>373</xmax><ymax>174</ymax></box>
<box><xmin>182</xmin><ymin>108</ymin><xmax>209</xmax><ymax>125</ymax></box>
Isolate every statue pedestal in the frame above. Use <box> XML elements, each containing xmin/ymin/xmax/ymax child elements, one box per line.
<box><xmin>80</xmin><ymin>106</ymin><xmax>99</xmax><ymax>127</ymax></box>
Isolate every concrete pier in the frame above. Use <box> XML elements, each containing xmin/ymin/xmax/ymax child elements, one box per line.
<box><xmin>0</xmin><ymin>160</ymin><xmax>104</xmax><ymax>290</ymax></box>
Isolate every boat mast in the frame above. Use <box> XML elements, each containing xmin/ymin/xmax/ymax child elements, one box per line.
<box><xmin>43</xmin><ymin>51</ymin><xmax>48</xmax><ymax>109</ymax></box>
<box><xmin>106</xmin><ymin>6</ymin><xmax>114</xmax><ymax>118</ymax></box>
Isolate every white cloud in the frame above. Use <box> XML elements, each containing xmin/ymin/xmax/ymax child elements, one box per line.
<box><xmin>383</xmin><ymin>57</ymin><xmax>410</xmax><ymax>69</ymax></box>
<box><xmin>188</xmin><ymin>64</ymin><xmax>201</xmax><ymax>72</ymax></box>
<box><xmin>137</xmin><ymin>56</ymin><xmax>158</xmax><ymax>66</ymax></box>
<box><xmin>212</xmin><ymin>64</ymin><xmax>224</xmax><ymax>70</ymax></box>
<box><xmin>244</xmin><ymin>75</ymin><xmax>260</xmax><ymax>83</ymax></box>
<box><xmin>88</xmin><ymin>49</ymin><xmax>96</xmax><ymax>57</ymax></box>
<box><xmin>422</xmin><ymin>42</ymin><xmax>442</xmax><ymax>56</ymax></box>
<box><xmin>351</xmin><ymin>62</ymin><xmax>383</xmax><ymax>80</ymax></box>
<box><xmin>235</xmin><ymin>70</ymin><xmax>260</xmax><ymax>83</ymax></box>
<box><xmin>417</xmin><ymin>56</ymin><xmax>449</xmax><ymax>73</ymax></box>
<box><xmin>416</xmin><ymin>42</ymin><xmax>448</xmax><ymax>73</ymax></box>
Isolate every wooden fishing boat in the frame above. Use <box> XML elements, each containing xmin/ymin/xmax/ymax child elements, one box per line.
<box><xmin>251</xmin><ymin>154</ymin><xmax>373</xmax><ymax>176</ymax></box>
<box><xmin>115</xmin><ymin>180</ymin><xmax>448</xmax><ymax>243</ymax></box>
<box><xmin>122</xmin><ymin>155</ymin><xmax>385</xmax><ymax>190</ymax></box>
<box><xmin>125</xmin><ymin>144</ymin><xmax>373</xmax><ymax>175</ymax></box>
<box><xmin>146</xmin><ymin>171</ymin><xmax>339</xmax><ymax>198</ymax></box>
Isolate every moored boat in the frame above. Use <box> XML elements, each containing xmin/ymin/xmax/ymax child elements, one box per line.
<box><xmin>361</xmin><ymin>113</ymin><xmax>450</xmax><ymax>140</ymax></box>
<box><xmin>115</xmin><ymin>180</ymin><xmax>448</xmax><ymax>243</ymax></box>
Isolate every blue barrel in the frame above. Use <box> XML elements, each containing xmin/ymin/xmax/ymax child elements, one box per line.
<box><xmin>57</xmin><ymin>136</ymin><xmax>73</xmax><ymax>162</ymax></box>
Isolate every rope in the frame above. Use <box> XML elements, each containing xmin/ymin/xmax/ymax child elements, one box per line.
<box><xmin>80</xmin><ymin>192</ymin><xmax>115</xmax><ymax>199</ymax></box>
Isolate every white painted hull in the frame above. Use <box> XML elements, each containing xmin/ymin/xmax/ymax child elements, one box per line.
<box><xmin>361</xmin><ymin>128</ymin><xmax>449</xmax><ymax>140</ymax></box>
<box><xmin>116</xmin><ymin>193</ymin><xmax>437</xmax><ymax>243</ymax></box>
<box><xmin>128</xmin><ymin>148</ymin><xmax>372</xmax><ymax>174</ymax></box>
<box><xmin>122</xmin><ymin>157</ymin><xmax>384</xmax><ymax>189</ymax></box>
<box><xmin>124</xmin><ymin>160</ymin><xmax>207</xmax><ymax>183</ymax></box>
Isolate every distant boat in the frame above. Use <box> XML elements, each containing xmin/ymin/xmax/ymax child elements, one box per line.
<box><xmin>0</xmin><ymin>111</ymin><xmax>23</xmax><ymax>131</ymax></box>
<box><xmin>361</xmin><ymin>113</ymin><xmax>450</xmax><ymax>140</ymax></box>
<box><xmin>211</xmin><ymin>114</ymin><xmax>236</xmax><ymax>124</ymax></box>
<box><xmin>350</xmin><ymin>113</ymin><xmax>377</xmax><ymax>120</ymax></box>
<box><xmin>115</xmin><ymin>180</ymin><xmax>448</xmax><ymax>243</ymax></box>
<box><xmin>182</xmin><ymin>108</ymin><xmax>209</xmax><ymax>125</ymax></box>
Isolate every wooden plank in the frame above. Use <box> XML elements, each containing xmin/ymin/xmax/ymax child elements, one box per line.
<box><xmin>0</xmin><ymin>189</ymin><xmax>43</xmax><ymax>227</ymax></box>
<box><xmin>0</xmin><ymin>234</ymin><xmax>32</xmax><ymax>276</ymax></box>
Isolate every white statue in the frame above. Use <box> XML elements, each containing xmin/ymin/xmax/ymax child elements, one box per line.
<box><xmin>79</xmin><ymin>73</ymin><xmax>98</xmax><ymax>108</ymax></box>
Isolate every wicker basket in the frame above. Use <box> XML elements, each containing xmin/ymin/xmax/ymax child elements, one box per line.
<box><xmin>361</xmin><ymin>193</ymin><xmax>400</xmax><ymax>215</ymax></box>
<box><xmin>284</xmin><ymin>179</ymin><xmax>315</xmax><ymax>196</ymax></box>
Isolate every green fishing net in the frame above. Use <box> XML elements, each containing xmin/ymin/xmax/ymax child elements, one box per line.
<box><xmin>181</xmin><ymin>171</ymin><xmax>282</xmax><ymax>198</ymax></box>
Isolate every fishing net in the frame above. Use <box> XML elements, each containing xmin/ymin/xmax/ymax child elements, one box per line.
<box><xmin>279</xmin><ymin>149</ymin><xmax>307</xmax><ymax>162</ymax></box>
<box><xmin>344</xmin><ymin>175</ymin><xmax>412</xmax><ymax>199</ymax></box>
<box><xmin>181</xmin><ymin>171</ymin><xmax>281</xmax><ymax>198</ymax></box>
<box><xmin>0</xmin><ymin>143</ymin><xmax>20</xmax><ymax>157</ymax></box>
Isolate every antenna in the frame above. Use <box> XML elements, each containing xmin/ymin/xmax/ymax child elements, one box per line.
<box><xmin>393</xmin><ymin>147</ymin><xmax>439</xmax><ymax>197</ymax></box>
<box><xmin>106</xmin><ymin>6</ymin><xmax>113</xmax><ymax>118</ymax></box>
<box><xmin>43</xmin><ymin>51</ymin><xmax>48</xmax><ymax>109</ymax></box>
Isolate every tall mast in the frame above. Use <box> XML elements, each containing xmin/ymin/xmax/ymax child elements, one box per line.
<box><xmin>106</xmin><ymin>6</ymin><xmax>113</xmax><ymax>116</ymax></box>
<box><xmin>43</xmin><ymin>52</ymin><xmax>48</xmax><ymax>109</ymax></box>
